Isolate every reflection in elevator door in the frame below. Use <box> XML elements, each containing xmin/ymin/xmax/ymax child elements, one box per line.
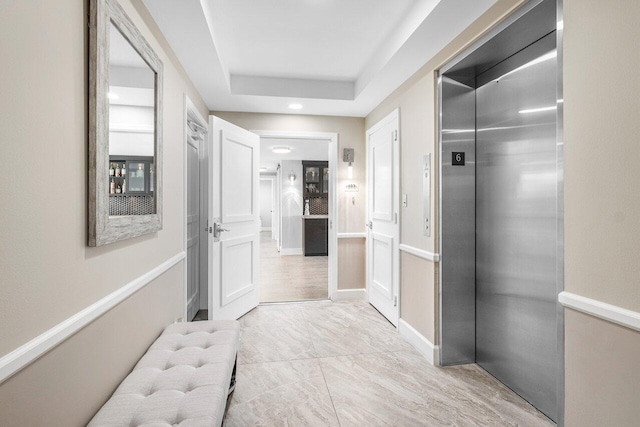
<box><xmin>475</xmin><ymin>50</ymin><xmax>558</xmax><ymax>420</ymax></box>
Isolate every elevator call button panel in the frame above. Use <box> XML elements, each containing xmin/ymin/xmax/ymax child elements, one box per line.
<box><xmin>452</xmin><ymin>152</ymin><xmax>465</xmax><ymax>166</ymax></box>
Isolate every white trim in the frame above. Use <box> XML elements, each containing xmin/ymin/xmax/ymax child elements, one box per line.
<box><xmin>0</xmin><ymin>252</ymin><xmax>185</xmax><ymax>385</ymax></box>
<box><xmin>398</xmin><ymin>318</ymin><xmax>439</xmax><ymax>365</ymax></box>
<box><xmin>559</xmin><ymin>292</ymin><xmax>640</xmax><ymax>332</ymax></box>
<box><xmin>252</xmin><ymin>130</ymin><xmax>339</xmax><ymax>300</ymax></box>
<box><xmin>280</xmin><ymin>248</ymin><xmax>303</xmax><ymax>256</ymax></box>
<box><xmin>332</xmin><ymin>288</ymin><xmax>367</xmax><ymax>301</ymax></box>
<box><xmin>260</xmin><ymin>227</ymin><xmax>272</xmax><ymax>232</ymax></box>
<box><xmin>337</xmin><ymin>232</ymin><xmax>366</xmax><ymax>239</ymax></box>
<box><xmin>399</xmin><ymin>244</ymin><xmax>440</xmax><ymax>262</ymax></box>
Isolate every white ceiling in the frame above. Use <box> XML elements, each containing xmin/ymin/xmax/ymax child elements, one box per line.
<box><xmin>143</xmin><ymin>0</ymin><xmax>498</xmax><ymax>117</ymax></box>
<box><xmin>260</xmin><ymin>138</ymin><xmax>328</xmax><ymax>172</ymax></box>
<box><xmin>212</xmin><ymin>0</ymin><xmax>415</xmax><ymax>81</ymax></box>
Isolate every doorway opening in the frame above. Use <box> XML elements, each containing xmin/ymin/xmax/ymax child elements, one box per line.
<box><xmin>254</xmin><ymin>131</ymin><xmax>338</xmax><ymax>303</ymax></box>
<box><xmin>183</xmin><ymin>96</ymin><xmax>209</xmax><ymax>322</ymax></box>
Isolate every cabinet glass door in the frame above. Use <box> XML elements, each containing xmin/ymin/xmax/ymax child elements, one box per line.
<box><xmin>305</xmin><ymin>166</ymin><xmax>320</xmax><ymax>195</ymax></box>
<box><xmin>128</xmin><ymin>162</ymin><xmax>146</xmax><ymax>193</ymax></box>
<box><xmin>322</xmin><ymin>168</ymin><xmax>329</xmax><ymax>194</ymax></box>
<box><xmin>150</xmin><ymin>163</ymin><xmax>154</xmax><ymax>193</ymax></box>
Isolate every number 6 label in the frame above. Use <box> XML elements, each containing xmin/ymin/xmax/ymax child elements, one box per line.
<box><xmin>452</xmin><ymin>152</ymin><xmax>465</xmax><ymax>166</ymax></box>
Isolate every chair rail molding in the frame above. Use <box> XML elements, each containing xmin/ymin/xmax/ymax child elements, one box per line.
<box><xmin>0</xmin><ymin>252</ymin><xmax>186</xmax><ymax>384</ymax></box>
<box><xmin>399</xmin><ymin>243</ymin><xmax>440</xmax><ymax>262</ymax></box>
<box><xmin>337</xmin><ymin>232</ymin><xmax>366</xmax><ymax>239</ymax></box>
<box><xmin>559</xmin><ymin>291</ymin><xmax>640</xmax><ymax>332</ymax></box>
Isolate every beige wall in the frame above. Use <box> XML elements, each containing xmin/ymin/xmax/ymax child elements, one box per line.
<box><xmin>564</xmin><ymin>0</ymin><xmax>640</xmax><ymax>311</ymax></box>
<box><xmin>564</xmin><ymin>310</ymin><xmax>640</xmax><ymax>427</ymax></box>
<box><xmin>0</xmin><ymin>265</ymin><xmax>183</xmax><ymax>426</ymax></box>
<box><xmin>211</xmin><ymin>111</ymin><xmax>367</xmax><ymax>289</ymax></box>
<box><xmin>337</xmin><ymin>238</ymin><xmax>366</xmax><ymax>290</ymax></box>
<box><xmin>0</xmin><ymin>0</ymin><xmax>208</xmax><ymax>423</ymax></box>
<box><xmin>365</xmin><ymin>0</ymin><xmax>524</xmax><ymax>340</ymax></box>
<box><xmin>563</xmin><ymin>0</ymin><xmax>640</xmax><ymax>425</ymax></box>
<box><xmin>400</xmin><ymin>252</ymin><xmax>436</xmax><ymax>343</ymax></box>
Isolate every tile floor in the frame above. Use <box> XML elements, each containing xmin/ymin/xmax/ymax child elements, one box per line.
<box><xmin>259</xmin><ymin>231</ymin><xmax>328</xmax><ymax>302</ymax></box>
<box><xmin>223</xmin><ymin>300</ymin><xmax>553</xmax><ymax>426</ymax></box>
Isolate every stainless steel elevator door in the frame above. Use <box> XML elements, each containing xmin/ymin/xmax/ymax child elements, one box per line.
<box><xmin>475</xmin><ymin>50</ymin><xmax>558</xmax><ymax>421</ymax></box>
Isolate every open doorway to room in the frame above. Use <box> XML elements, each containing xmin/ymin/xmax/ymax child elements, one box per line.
<box><xmin>256</xmin><ymin>132</ymin><xmax>337</xmax><ymax>303</ymax></box>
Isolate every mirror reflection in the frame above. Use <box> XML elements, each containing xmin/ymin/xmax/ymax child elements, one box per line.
<box><xmin>108</xmin><ymin>22</ymin><xmax>156</xmax><ymax>216</ymax></box>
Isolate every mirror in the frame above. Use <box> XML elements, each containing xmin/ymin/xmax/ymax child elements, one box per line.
<box><xmin>89</xmin><ymin>0</ymin><xmax>163</xmax><ymax>246</ymax></box>
<box><xmin>108</xmin><ymin>23</ymin><xmax>155</xmax><ymax>214</ymax></box>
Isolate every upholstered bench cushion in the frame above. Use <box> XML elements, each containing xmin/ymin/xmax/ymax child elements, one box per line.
<box><xmin>89</xmin><ymin>320</ymin><xmax>240</xmax><ymax>427</ymax></box>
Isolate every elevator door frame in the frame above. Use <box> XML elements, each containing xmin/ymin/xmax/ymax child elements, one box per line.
<box><xmin>436</xmin><ymin>0</ymin><xmax>564</xmax><ymax>424</ymax></box>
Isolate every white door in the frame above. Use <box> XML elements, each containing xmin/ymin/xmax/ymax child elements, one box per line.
<box><xmin>366</xmin><ymin>109</ymin><xmax>400</xmax><ymax>326</ymax></box>
<box><xmin>186</xmin><ymin>129</ymin><xmax>202</xmax><ymax>321</ymax></box>
<box><xmin>207</xmin><ymin>116</ymin><xmax>260</xmax><ymax>320</ymax></box>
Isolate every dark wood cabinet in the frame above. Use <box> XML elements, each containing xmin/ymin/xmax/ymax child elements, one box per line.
<box><xmin>108</xmin><ymin>155</ymin><xmax>154</xmax><ymax>195</ymax></box>
<box><xmin>304</xmin><ymin>219</ymin><xmax>328</xmax><ymax>256</ymax></box>
<box><xmin>302</xmin><ymin>161</ymin><xmax>329</xmax><ymax>198</ymax></box>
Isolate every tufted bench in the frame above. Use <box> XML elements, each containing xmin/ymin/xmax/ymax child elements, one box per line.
<box><xmin>89</xmin><ymin>320</ymin><xmax>240</xmax><ymax>427</ymax></box>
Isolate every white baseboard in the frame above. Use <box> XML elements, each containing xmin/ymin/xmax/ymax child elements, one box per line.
<box><xmin>280</xmin><ymin>248</ymin><xmax>303</xmax><ymax>256</ymax></box>
<box><xmin>398</xmin><ymin>318</ymin><xmax>439</xmax><ymax>365</ymax></box>
<box><xmin>261</xmin><ymin>227</ymin><xmax>272</xmax><ymax>232</ymax></box>
<box><xmin>0</xmin><ymin>252</ymin><xmax>186</xmax><ymax>384</ymax></box>
<box><xmin>332</xmin><ymin>288</ymin><xmax>367</xmax><ymax>301</ymax></box>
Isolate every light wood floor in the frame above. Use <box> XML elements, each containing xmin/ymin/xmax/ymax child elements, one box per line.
<box><xmin>259</xmin><ymin>231</ymin><xmax>328</xmax><ymax>302</ymax></box>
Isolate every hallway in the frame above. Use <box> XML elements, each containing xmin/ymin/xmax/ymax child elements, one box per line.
<box><xmin>259</xmin><ymin>232</ymin><xmax>328</xmax><ymax>302</ymax></box>
<box><xmin>224</xmin><ymin>301</ymin><xmax>552</xmax><ymax>426</ymax></box>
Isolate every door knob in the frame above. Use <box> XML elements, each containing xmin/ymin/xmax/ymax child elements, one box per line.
<box><xmin>366</xmin><ymin>221</ymin><xmax>373</xmax><ymax>229</ymax></box>
<box><xmin>213</xmin><ymin>223</ymin><xmax>229</xmax><ymax>240</ymax></box>
<box><xmin>215</xmin><ymin>224</ymin><xmax>229</xmax><ymax>233</ymax></box>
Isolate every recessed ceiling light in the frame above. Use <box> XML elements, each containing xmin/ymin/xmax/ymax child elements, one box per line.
<box><xmin>288</xmin><ymin>103</ymin><xmax>303</xmax><ymax>110</ymax></box>
<box><xmin>272</xmin><ymin>146</ymin><xmax>291</xmax><ymax>154</ymax></box>
<box><xmin>260</xmin><ymin>167</ymin><xmax>268</xmax><ymax>172</ymax></box>
<box><xmin>107</xmin><ymin>92</ymin><xmax>119</xmax><ymax>100</ymax></box>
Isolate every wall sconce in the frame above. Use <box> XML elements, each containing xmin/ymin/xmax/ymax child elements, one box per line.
<box><xmin>288</xmin><ymin>171</ymin><xmax>296</xmax><ymax>185</ymax></box>
<box><xmin>343</xmin><ymin>148</ymin><xmax>354</xmax><ymax>179</ymax></box>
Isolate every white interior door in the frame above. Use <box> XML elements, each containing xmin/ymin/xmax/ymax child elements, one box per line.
<box><xmin>186</xmin><ymin>130</ymin><xmax>202</xmax><ymax>321</ymax></box>
<box><xmin>366</xmin><ymin>109</ymin><xmax>400</xmax><ymax>326</ymax></box>
<box><xmin>208</xmin><ymin>116</ymin><xmax>260</xmax><ymax>320</ymax></box>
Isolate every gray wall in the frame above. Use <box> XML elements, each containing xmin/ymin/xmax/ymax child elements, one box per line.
<box><xmin>280</xmin><ymin>160</ymin><xmax>303</xmax><ymax>251</ymax></box>
<box><xmin>259</xmin><ymin>179</ymin><xmax>273</xmax><ymax>228</ymax></box>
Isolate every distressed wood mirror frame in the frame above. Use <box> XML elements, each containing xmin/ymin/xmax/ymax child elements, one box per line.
<box><xmin>89</xmin><ymin>0</ymin><xmax>163</xmax><ymax>246</ymax></box>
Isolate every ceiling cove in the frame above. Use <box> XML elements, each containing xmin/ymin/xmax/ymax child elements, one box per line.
<box><xmin>143</xmin><ymin>0</ymin><xmax>499</xmax><ymax>117</ymax></box>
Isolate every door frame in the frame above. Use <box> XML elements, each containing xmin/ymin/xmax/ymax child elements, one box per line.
<box><xmin>183</xmin><ymin>95</ymin><xmax>208</xmax><ymax>321</ymax></box>
<box><xmin>365</xmin><ymin>108</ymin><xmax>401</xmax><ymax>327</ymax></box>
<box><xmin>252</xmin><ymin>130</ymin><xmax>339</xmax><ymax>300</ymax></box>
